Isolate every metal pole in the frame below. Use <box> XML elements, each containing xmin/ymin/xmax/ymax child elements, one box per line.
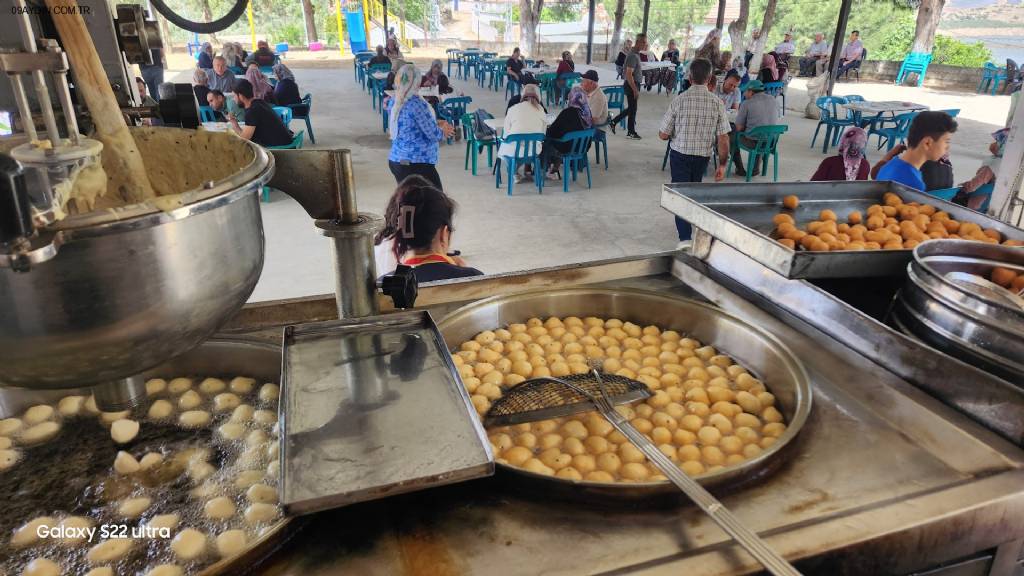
<box><xmin>336</xmin><ymin>0</ymin><xmax>345</xmax><ymax>56</ymax></box>
<box><xmin>382</xmin><ymin>0</ymin><xmax>389</xmax><ymax>42</ymax></box>
<box><xmin>826</xmin><ymin>0</ymin><xmax>853</xmax><ymax>96</ymax></box>
<box><xmin>14</xmin><ymin>0</ymin><xmax>59</xmax><ymax>147</ymax></box>
<box><xmin>715</xmin><ymin>0</ymin><xmax>727</xmax><ymax>31</ymax></box>
<box><xmin>247</xmin><ymin>0</ymin><xmax>257</xmax><ymax>52</ymax></box>
<box><xmin>642</xmin><ymin>0</ymin><xmax>651</xmax><ymax>35</ymax></box>
<box><xmin>586</xmin><ymin>0</ymin><xmax>596</xmax><ymax>64</ymax></box>
<box><xmin>990</xmin><ymin>95</ymin><xmax>1024</xmax><ymax>225</ymax></box>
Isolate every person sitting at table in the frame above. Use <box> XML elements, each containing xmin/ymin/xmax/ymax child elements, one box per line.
<box><xmin>369</xmin><ymin>45</ymin><xmax>391</xmax><ymax>66</ymax></box>
<box><xmin>615</xmin><ymin>38</ymin><xmax>633</xmax><ymax>79</ymax></box>
<box><xmin>837</xmin><ymin>30</ymin><xmax>864</xmax><ymax>79</ymax></box>
<box><xmin>874</xmin><ymin>111</ymin><xmax>958</xmax><ymax>192</ymax></box>
<box><xmin>220</xmin><ymin>43</ymin><xmax>242</xmax><ymax>69</ymax></box>
<box><xmin>811</xmin><ymin>127</ymin><xmax>870</xmax><ymax>181</ymax></box>
<box><xmin>505</xmin><ymin>78</ymin><xmax>547</xmax><ymax>113</ymax></box>
<box><xmin>696</xmin><ymin>30</ymin><xmax>722</xmax><ymax>70</ymax></box>
<box><xmin>872</xmin><ymin>143</ymin><xmax>955</xmax><ymax>191</ymax></box>
<box><xmin>541</xmin><ymin>86</ymin><xmax>592</xmax><ymax>179</ymax></box>
<box><xmin>384</xmin><ymin>175</ymin><xmax>483</xmax><ymax>282</ymax></box>
<box><xmin>197</xmin><ymin>42</ymin><xmax>214</xmax><ymax>70</ymax></box>
<box><xmin>228</xmin><ymin>79</ymin><xmax>293</xmax><ymax>148</ymax></box>
<box><xmin>581</xmin><ymin>70</ymin><xmax>608</xmax><ymax>126</ymax></box>
<box><xmin>499</xmin><ymin>84</ymin><xmax>548</xmax><ymax>182</ymax></box>
<box><xmin>657</xmin><ymin>39</ymin><xmax>681</xmax><ymax>91</ymax></box>
<box><xmin>192</xmin><ymin>68</ymin><xmax>210</xmax><ymax>107</ymax></box>
<box><xmin>245</xmin><ymin>64</ymin><xmax>275</xmax><ymax>103</ymax></box>
<box><xmin>732</xmin><ymin>79</ymin><xmax>778</xmax><ymax>177</ymax></box>
<box><xmin>421</xmin><ymin>59</ymin><xmax>453</xmax><ymax>96</ymax></box>
<box><xmin>205</xmin><ymin>90</ymin><xmax>232</xmax><ymax>121</ymax></box>
<box><xmin>555</xmin><ymin>51</ymin><xmax>575</xmax><ymax>92</ymax></box>
<box><xmin>506</xmin><ymin>47</ymin><xmax>531</xmax><ymax>85</ymax></box>
<box><xmin>757</xmin><ymin>52</ymin><xmax>780</xmax><ymax>83</ymax></box>
<box><xmin>246</xmin><ymin>40</ymin><xmax>276</xmax><ymax>67</ymax></box>
<box><xmin>718</xmin><ymin>50</ymin><xmax>733</xmax><ymax>74</ymax></box>
<box><xmin>956</xmin><ymin>133</ymin><xmax>1005</xmax><ymax>210</ymax></box>
<box><xmin>386</xmin><ymin>36</ymin><xmax>403</xmax><ymax>60</ymax></box>
<box><xmin>207</xmin><ymin>56</ymin><xmax>236</xmax><ymax>92</ymax></box>
<box><xmin>272</xmin><ymin>63</ymin><xmax>302</xmax><ymax>108</ymax></box>
<box><xmin>715</xmin><ymin>70</ymin><xmax>741</xmax><ymax>111</ymax></box>
<box><xmin>388</xmin><ymin>64</ymin><xmax>456</xmax><ymax>190</ymax></box>
<box><xmin>799</xmin><ymin>33</ymin><xmax>830</xmax><ymax>77</ymax></box>
<box><xmin>773</xmin><ymin>32</ymin><xmax>796</xmax><ymax>63</ymax></box>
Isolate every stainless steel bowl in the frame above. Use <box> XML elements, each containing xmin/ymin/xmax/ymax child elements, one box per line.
<box><xmin>891</xmin><ymin>240</ymin><xmax>1024</xmax><ymax>384</ymax></box>
<box><xmin>0</xmin><ymin>128</ymin><xmax>273</xmax><ymax>389</ymax></box>
<box><xmin>437</xmin><ymin>287</ymin><xmax>813</xmax><ymax>499</ymax></box>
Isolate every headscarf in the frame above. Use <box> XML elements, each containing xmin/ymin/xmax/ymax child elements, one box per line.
<box><xmin>621</xmin><ymin>39</ymin><xmax>633</xmax><ymax>55</ymax></box>
<box><xmin>520</xmin><ymin>83</ymin><xmax>543</xmax><ymax>109</ymax></box>
<box><xmin>566</xmin><ymin>86</ymin><xmax>592</xmax><ymax>128</ymax></box>
<box><xmin>838</xmin><ymin>127</ymin><xmax>867</xmax><ymax>181</ymax></box>
<box><xmin>193</xmin><ymin>68</ymin><xmax>209</xmax><ymax>86</ymax></box>
<box><xmin>421</xmin><ymin>59</ymin><xmax>443</xmax><ymax>87</ymax></box>
<box><xmin>761</xmin><ymin>53</ymin><xmax>778</xmax><ymax>81</ymax></box>
<box><xmin>389</xmin><ymin>64</ymin><xmax>433</xmax><ymax>140</ymax></box>
<box><xmin>245</xmin><ymin>65</ymin><xmax>274</xmax><ymax>100</ymax></box>
<box><xmin>701</xmin><ymin>29</ymin><xmax>722</xmax><ymax>49</ymax></box>
<box><xmin>201</xmin><ymin>42</ymin><xmax>213</xmax><ymax>55</ymax></box>
<box><xmin>272</xmin><ymin>62</ymin><xmax>294</xmax><ymax>82</ymax></box>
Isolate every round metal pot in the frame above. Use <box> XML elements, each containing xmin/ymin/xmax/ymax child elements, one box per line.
<box><xmin>0</xmin><ymin>127</ymin><xmax>274</xmax><ymax>389</ymax></box>
<box><xmin>437</xmin><ymin>287</ymin><xmax>813</xmax><ymax>500</ymax></box>
<box><xmin>891</xmin><ymin>240</ymin><xmax>1024</xmax><ymax>383</ymax></box>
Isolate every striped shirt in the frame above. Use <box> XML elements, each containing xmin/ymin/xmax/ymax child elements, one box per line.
<box><xmin>659</xmin><ymin>85</ymin><xmax>731</xmax><ymax>157</ymax></box>
<box><xmin>388</xmin><ymin>97</ymin><xmax>443</xmax><ymax>165</ymax></box>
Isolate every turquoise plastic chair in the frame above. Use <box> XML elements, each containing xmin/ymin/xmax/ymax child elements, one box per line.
<box><xmin>198</xmin><ymin>106</ymin><xmax>218</xmax><ymax>122</ymax></box>
<box><xmin>462</xmin><ymin>52</ymin><xmax>481</xmax><ymax>81</ymax></box>
<box><xmin>228</xmin><ymin>65</ymin><xmax>244</xmax><ymax>75</ymax></box>
<box><xmin>355</xmin><ymin>52</ymin><xmax>374</xmax><ymax>86</ymax></box>
<box><xmin>263</xmin><ymin>130</ymin><xmax>305</xmax><ymax>201</ymax></box>
<box><xmin>763</xmin><ymin>81</ymin><xmax>786</xmax><ymax>116</ymax></box>
<box><xmin>286</xmin><ymin>94</ymin><xmax>314</xmax><ymax>144</ymax></box>
<box><xmin>729</xmin><ymin>124</ymin><xmax>788</xmax><ymax>182</ymax></box>
<box><xmin>978</xmin><ymin>62</ymin><xmax>1008</xmax><ymax>95</ymax></box>
<box><xmin>272</xmin><ymin>106</ymin><xmax>292</xmax><ymax>126</ymax></box>
<box><xmin>538</xmin><ymin>72</ymin><xmax>558</xmax><ymax>108</ymax></box>
<box><xmin>495</xmin><ymin>133</ymin><xmax>545</xmax><ymax>196</ymax></box>
<box><xmin>441</xmin><ymin>97</ymin><xmax>472</xmax><ymax>130</ymax></box>
<box><xmin>549</xmin><ymin>128</ymin><xmax>595</xmax><ymax>193</ymax></box>
<box><xmin>505</xmin><ymin>74</ymin><xmax>522</xmax><ymax>99</ymax></box>
<box><xmin>603</xmin><ymin>86</ymin><xmax>625</xmax><ymax>129</ymax></box>
<box><xmin>811</xmin><ymin>96</ymin><xmax>853</xmax><ymax>154</ymax></box>
<box><xmin>446</xmin><ymin>48</ymin><xmax>461</xmax><ymax>78</ymax></box>
<box><xmin>592</xmin><ymin>126</ymin><xmax>609</xmax><ymax>170</ymax></box>
<box><xmin>462</xmin><ymin>112</ymin><xmax>497</xmax><ymax>175</ymax></box>
<box><xmin>868</xmin><ymin>111</ymin><xmax>918</xmax><ymax>151</ymax></box>
<box><xmin>940</xmin><ymin>108</ymin><xmax>960</xmax><ymax>118</ymax></box>
<box><xmin>896</xmin><ymin>52</ymin><xmax>933</xmax><ymax>87</ymax></box>
<box><xmin>927</xmin><ymin>184</ymin><xmax>993</xmax><ymax>212</ymax></box>
<box><xmin>556</xmin><ymin>72</ymin><xmax>582</xmax><ymax>107</ymax></box>
<box><xmin>367</xmin><ymin>63</ymin><xmax>392</xmax><ymax>103</ymax></box>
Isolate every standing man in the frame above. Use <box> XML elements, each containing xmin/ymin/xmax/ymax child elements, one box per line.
<box><xmin>608</xmin><ymin>33</ymin><xmax>646</xmax><ymax>141</ymax></box>
<box><xmin>799</xmin><ymin>33</ymin><xmax>830</xmax><ymax>77</ymax></box>
<box><xmin>658</xmin><ymin>58</ymin><xmax>731</xmax><ymax>244</ymax></box>
<box><xmin>580</xmin><ymin>70</ymin><xmax>608</xmax><ymax>125</ymax></box>
<box><xmin>207</xmin><ymin>56</ymin><xmax>237</xmax><ymax>93</ymax></box>
<box><xmin>837</xmin><ymin>31</ymin><xmax>864</xmax><ymax>78</ymax></box>
<box><xmin>744</xmin><ymin>29</ymin><xmax>761</xmax><ymax>69</ymax></box>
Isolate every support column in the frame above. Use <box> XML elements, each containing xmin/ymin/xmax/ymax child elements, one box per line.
<box><xmin>382</xmin><ymin>0</ymin><xmax>389</xmax><ymax>41</ymax></box>
<box><xmin>642</xmin><ymin>0</ymin><xmax>651</xmax><ymax>35</ymax></box>
<box><xmin>586</xmin><ymin>0</ymin><xmax>596</xmax><ymax>64</ymax></box>
<box><xmin>826</xmin><ymin>0</ymin><xmax>853</xmax><ymax>96</ymax></box>
<box><xmin>715</xmin><ymin>0</ymin><xmax>726</xmax><ymax>31</ymax></box>
<box><xmin>990</xmin><ymin>92</ymin><xmax>1024</xmax><ymax>225</ymax></box>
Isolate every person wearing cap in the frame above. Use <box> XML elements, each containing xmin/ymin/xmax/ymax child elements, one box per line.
<box><xmin>580</xmin><ymin>69</ymin><xmax>608</xmax><ymax>126</ymax></box>
<box><xmin>799</xmin><ymin>33</ymin><xmax>830</xmax><ymax>77</ymax></box>
<box><xmin>774</xmin><ymin>32</ymin><xmax>796</xmax><ymax>60</ymax></box>
<box><xmin>555</xmin><ymin>51</ymin><xmax>575</xmax><ymax>93</ymax></box>
<box><xmin>732</xmin><ymin>79</ymin><xmax>779</xmax><ymax>177</ymax></box>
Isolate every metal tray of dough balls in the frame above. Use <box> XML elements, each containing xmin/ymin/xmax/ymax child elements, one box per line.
<box><xmin>436</xmin><ymin>287</ymin><xmax>812</xmax><ymax>502</ymax></box>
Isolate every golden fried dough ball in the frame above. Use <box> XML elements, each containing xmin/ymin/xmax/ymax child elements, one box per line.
<box><xmin>782</xmin><ymin>195</ymin><xmax>800</xmax><ymax>210</ymax></box>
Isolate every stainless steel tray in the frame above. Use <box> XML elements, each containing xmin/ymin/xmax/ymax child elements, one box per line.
<box><xmin>279</xmin><ymin>310</ymin><xmax>494</xmax><ymax>516</ymax></box>
<box><xmin>661</xmin><ymin>180</ymin><xmax>1024</xmax><ymax>279</ymax></box>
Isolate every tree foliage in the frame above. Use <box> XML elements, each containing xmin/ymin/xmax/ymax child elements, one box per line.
<box><xmin>599</xmin><ymin>0</ymin><xmax>714</xmax><ymax>49</ymax></box>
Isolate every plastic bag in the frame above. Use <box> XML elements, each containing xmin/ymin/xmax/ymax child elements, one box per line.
<box><xmin>805</xmin><ymin>71</ymin><xmax>829</xmax><ymax>119</ymax></box>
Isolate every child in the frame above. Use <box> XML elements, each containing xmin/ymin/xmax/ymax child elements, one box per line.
<box><xmin>876</xmin><ymin>111</ymin><xmax>958</xmax><ymax>191</ymax></box>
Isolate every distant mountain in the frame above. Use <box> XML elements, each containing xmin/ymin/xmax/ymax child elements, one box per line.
<box><xmin>941</xmin><ymin>0</ymin><xmax>1024</xmax><ymax>32</ymax></box>
<box><xmin>947</xmin><ymin>0</ymin><xmax>1019</xmax><ymax>9</ymax></box>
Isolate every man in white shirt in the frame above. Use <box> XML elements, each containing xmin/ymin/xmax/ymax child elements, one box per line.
<box><xmin>580</xmin><ymin>70</ymin><xmax>608</xmax><ymax>125</ymax></box>
<box><xmin>838</xmin><ymin>30</ymin><xmax>865</xmax><ymax>78</ymax></box>
<box><xmin>799</xmin><ymin>33</ymin><xmax>830</xmax><ymax>77</ymax></box>
<box><xmin>743</xmin><ymin>29</ymin><xmax>761</xmax><ymax>68</ymax></box>
<box><xmin>774</xmin><ymin>32</ymin><xmax>796</xmax><ymax>58</ymax></box>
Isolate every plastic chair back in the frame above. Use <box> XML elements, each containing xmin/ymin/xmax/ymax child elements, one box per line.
<box><xmin>369</xmin><ymin>62</ymin><xmax>392</xmax><ymax>74</ymax></box>
<box><xmin>266</xmin><ymin>130</ymin><xmax>304</xmax><ymax>150</ymax></box>
<box><xmin>741</xmin><ymin>124</ymin><xmax>788</xmax><ymax>154</ymax></box>
<box><xmin>815</xmin><ymin>96</ymin><xmax>848</xmax><ymax>122</ymax></box>
<box><xmin>199</xmin><ymin>106</ymin><xmax>217</xmax><ymax>122</ymax></box>
<box><xmin>442</xmin><ymin>96</ymin><xmax>473</xmax><ymax>122</ymax></box>
<box><xmin>501</xmin><ymin>133</ymin><xmax>544</xmax><ymax>161</ymax></box>
<box><xmin>287</xmin><ymin>93</ymin><xmax>312</xmax><ymax>119</ymax></box>
<box><xmin>554</xmin><ymin>128</ymin><xmax>595</xmax><ymax>158</ymax></box>
<box><xmin>940</xmin><ymin>108</ymin><xmax>960</xmax><ymax>117</ymax></box>
<box><xmin>603</xmin><ymin>85</ymin><xmax>624</xmax><ymax>109</ymax></box>
<box><xmin>272</xmin><ymin>106</ymin><xmax>293</xmax><ymax>125</ymax></box>
<box><xmin>763</xmin><ymin>81</ymin><xmax>784</xmax><ymax>96</ymax></box>
<box><xmin>926</xmin><ymin>187</ymin><xmax>960</xmax><ymax>202</ymax></box>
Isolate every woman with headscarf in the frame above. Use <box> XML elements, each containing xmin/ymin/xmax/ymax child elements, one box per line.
<box><xmin>385</xmin><ymin>36</ymin><xmax>403</xmax><ymax>60</ymax></box>
<box><xmin>192</xmin><ymin>68</ymin><xmax>210</xmax><ymax>106</ymax></box>
<box><xmin>758</xmin><ymin>52</ymin><xmax>780</xmax><ymax>83</ymax></box>
<box><xmin>387</xmin><ymin>64</ymin><xmax>455</xmax><ymax>190</ymax></box>
<box><xmin>420</xmin><ymin>59</ymin><xmax>453</xmax><ymax>107</ymax></box>
<box><xmin>272</xmin><ymin>62</ymin><xmax>301</xmax><ymax>107</ymax></box>
<box><xmin>615</xmin><ymin>38</ymin><xmax>633</xmax><ymax>79</ymax></box>
<box><xmin>245</xmin><ymin>64</ymin><xmax>275</xmax><ymax>103</ymax></box>
<box><xmin>811</xmin><ymin>127</ymin><xmax>870</xmax><ymax>181</ymax></box>
<box><xmin>197</xmin><ymin>42</ymin><xmax>214</xmax><ymax>69</ymax></box>
<box><xmin>220</xmin><ymin>43</ymin><xmax>238</xmax><ymax>70</ymax></box>
<box><xmin>498</xmin><ymin>83</ymin><xmax>548</xmax><ymax>182</ymax></box>
<box><xmin>695</xmin><ymin>29</ymin><xmax>722</xmax><ymax>69</ymax></box>
<box><xmin>541</xmin><ymin>86</ymin><xmax>593</xmax><ymax>178</ymax></box>
<box><xmin>657</xmin><ymin>39</ymin><xmax>681</xmax><ymax>92</ymax></box>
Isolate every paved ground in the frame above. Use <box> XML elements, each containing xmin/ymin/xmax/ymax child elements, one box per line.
<box><xmin>169</xmin><ymin>61</ymin><xmax>1013</xmax><ymax>303</ymax></box>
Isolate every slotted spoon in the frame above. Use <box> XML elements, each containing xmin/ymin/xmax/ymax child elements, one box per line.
<box><xmin>485</xmin><ymin>369</ymin><xmax>801</xmax><ymax>576</ymax></box>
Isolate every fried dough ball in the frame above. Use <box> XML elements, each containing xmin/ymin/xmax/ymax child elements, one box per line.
<box><xmin>782</xmin><ymin>195</ymin><xmax>799</xmax><ymax>210</ymax></box>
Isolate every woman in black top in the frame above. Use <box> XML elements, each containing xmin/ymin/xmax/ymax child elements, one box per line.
<box><xmin>659</xmin><ymin>39</ymin><xmax>681</xmax><ymax>91</ymax></box>
<box><xmin>193</xmin><ymin>68</ymin><xmax>210</xmax><ymax>107</ymax></box>
<box><xmin>385</xmin><ymin>175</ymin><xmax>482</xmax><ymax>282</ymax></box>
<box><xmin>541</xmin><ymin>86</ymin><xmax>593</xmax><ymax>177</ymax></box>
<box><xmin>272</xmin><ymin>63</ymin><xmax>302</xmax><ymax>109</ymax></box>
<box><xmin>197</xmin><ymin>42</ymin><xmax>214</xmax><ymax>69</ymax></box>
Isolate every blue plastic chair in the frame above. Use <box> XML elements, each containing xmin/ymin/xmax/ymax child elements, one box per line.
<box><xmin>275</xmin><ymin>42</ymin><xmax>289</xmax><ymax>56</ymax></box>
<box><xmin>868</xmin><ymin>111</ymin><xmax>918</xmax><ymax>151</ymax></box>
<box><xmin>506</xmin><ymin>74</ymin><xmax>522</xmax><ymax>99</ymax></box>
<box><xmin>228</xmin><ymin>65</ymin><xmax>244</xmax><ymax>75</ymax></box>
<box><xmin>978</xmin><ymin>62</ymin><xmax>1008</xmax><ymax>95</ymax></box>
<box><xmin>355</xmin><ymin>52</ymin><xmax>375</xmax><ymax>85</ymax></box>
<box><xmin>440</xmin><ymin>97</ymin><xmax>472</xmax><ymax>130</ymax></box>
<box><xmin>729</xmin><ymin>125</ymin><xmax>788</xmax><ymax>182</ymax></box>
<box><xmin>548</xmin><ymin>129</ymin><xmax>595</xmax><ymax>193</ymax></box>
<box><xmin>896</xmin><ymin>52</ymin><xmax>933</xmax><ymax>87</ymax></box>
<box><xmin>927</xmin><ymin>184</ymin><xmax>993</xmax><ymax>212</ymax></box>
<box><xmin>940</xmin><ymin>108</ymin><xmax>960</xmax><ymax>118</ymax></box>
<box><xmin>556</xmin><ymin>72</ymin><xmax>582</xmax><ymax>107</ymax></box>
<box><xmin>446</xmin><ymin>49</ymin><xmax>461</xmax><ymax>78</ymax></box>
<box><xmin>462</xmin><ymin>53</ymin><xmax>481</xmax><ymax>81</ymax></box>
<box><xmin>495</xmin><ymin>133</ymin><xmax>545</xmax><ymax>196</ymax></box>
<box><xmin>198</xmin><ymin>106</ymin><xmax>218</xmax><ymax>122</ymax></box>
<box><xmin>603</xmin><ymin>86</ymin><xmax>625</xmax><ymax>129</ymax></box>
<box><xmin>763</xmin><ymin>81</ymin><xmax>786</xmax><ymax>116</ymax></box>
<box><xmin>367</xmin><ymin>62</ymin><xmax>392</xmax><ymax>99</ymax></box>
<box><xmin>272</xmin><ymin>106</ymin><xmax>292</xmax><ymax>125</ymax></box>
<box><xmin>286</xmin><ymin>94</ymin><xmax>315</xmax><ymax>144</ymax></box>
<box><xmin>593</xmin><ymin>126</ymin><xmax>608</xmax><ymax>170</ymax></box>
<box><xmin>811</xmin><ymin>96</ymin><xmax>853</xmax><ymax>154</ymax></box>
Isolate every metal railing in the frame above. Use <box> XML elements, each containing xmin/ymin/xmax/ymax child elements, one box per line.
<box><xmin>365</xmin><ymin>0</ymin><xmax>412</xmax><ymax>49</ymax></box>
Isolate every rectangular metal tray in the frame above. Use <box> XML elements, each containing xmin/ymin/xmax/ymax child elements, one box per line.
<box><xmin>661</xmin><ymin>180</ymin><xmax>1024</xmax><ymax>279</ymax></box>
<box><xmin>279</xmin><ymin>310</ymin><xmax>494</xmax><ymax>516</ymax></box>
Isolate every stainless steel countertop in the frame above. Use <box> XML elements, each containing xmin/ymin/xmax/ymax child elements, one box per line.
<box><xmin>225</xmin><ymin>255</ymin><xmax>1024</xmax><ymax>575</ymax></box>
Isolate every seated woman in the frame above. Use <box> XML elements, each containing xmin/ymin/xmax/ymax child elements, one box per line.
<box><xmin>197</xmin><ymin>42</ymin><xmax>214</xmax><ymax>70</ymax></box>
<box><xmin>192</xmin><ymin>68</ymin><xmax>210</xmax><ymax>106</ymax></box>
<box><xmin>615</xmin><ymin>39</ymin><xmax>633</xmax><ymax>78</ymax></box>
<box><xmin>381</xmin><ymin>175</ymin><xmax>482</xmax><ymax>282</ymax></box>
<box><xmin>658</xmin><ymin>39</ymin><xmax>681</xmax><ymax>92</ymax></box>
<box><xmin>272</xmin><ymin>63</ymin><xmax>302</xmax><ymax>108</ymax></box>
<box><xmin>540</xmin><ymin>86</ymin><xmax>592</xmax><ymax>178</ymax></box>
<box><xmin>420</xmin><ymin>59</ymin><xmax>454</xmax><ymax>107</ymax></box>
<box><xmin>758</xmin><ymin>53</ymin><xmax>780</xmax><ymax>84</ymax></box>
<box><xmin>555</xmin><ymin>51</ymin><xmax>576</xmax><ymax>93</ymax></box>
<box><xmin>245</xmin><ymin>64</ymin><xmax>276</xmax><ymax>104</ymax></box>
<box><xmin>811</xmin><ymin>127</ymin><xmax>870</xmax><ymax>181</ymax></box>
<box><xmin>498</xmin><ymin>84</ymin><xmax>548</xmax><ymax>181</ymax></box>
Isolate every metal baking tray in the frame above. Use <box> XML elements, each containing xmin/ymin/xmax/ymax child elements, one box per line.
<box><xmin>661</xmin><ymin>180</ymin><xmax>1024</xmax><ymax>279</ymax></box>
<box><xmin>279</xmin><ymin>310</ymin><xmax>494</xmax><ymax>516</ymax></box>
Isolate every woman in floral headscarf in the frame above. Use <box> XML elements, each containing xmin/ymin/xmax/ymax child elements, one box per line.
<box><xmin>541</xmin><ymin>86</ymin><xmax>593</xmax><ymax>177</ymax></box>
<box><xmin>811</xmin><ymin>127</ymin><xmax>869</xmax><ymax>181</ymax></box>
<box><xmin>695</xmin><ymin>29</ymin><xmax>722</xmax><ymax>68</ymax></box>
<box><xmin>245</xmin><ymin>64</ymin><xmax>275</xmax><ymax>102</ymax></box>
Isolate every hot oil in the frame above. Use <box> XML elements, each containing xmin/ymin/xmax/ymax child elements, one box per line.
<box><xmin>1</xmin><ymin>377</ymin><xmax>283</xmax><ymax>576</ymax></box>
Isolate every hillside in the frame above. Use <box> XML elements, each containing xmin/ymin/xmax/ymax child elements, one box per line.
<box><xmin>940</xmin><ymin>0</ymin><xmax>1024</xmax><ymax>36</ymax></box>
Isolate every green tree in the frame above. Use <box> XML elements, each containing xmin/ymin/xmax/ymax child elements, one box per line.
<box><xmin>600</xmin><ymin>0</ymin><xmax>713</xmax><ymax>48</ymax></box>
<box><xmin>749</xmin><ymin>0</ymin><xmax>913</xmax><ymax>57</ymax></box>
<box><xmin>932</xmin><ymin>34</ymin><xmax>992</xmax><ymax>67</ymax></box>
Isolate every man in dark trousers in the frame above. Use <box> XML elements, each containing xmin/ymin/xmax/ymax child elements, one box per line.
<box><xmin>608</xmin><ymin>33</ymin><xmax>647</xmax><ymax>140</ymax></box>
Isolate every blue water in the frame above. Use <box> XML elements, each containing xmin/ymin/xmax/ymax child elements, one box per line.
<box><xmin>957</xmin><ymin>35</ymin><xmax>1024</xmax><ymax>64</ymax></box>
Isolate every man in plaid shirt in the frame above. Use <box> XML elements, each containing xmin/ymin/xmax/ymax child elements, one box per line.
<box><xmin>659</xmin><ymin>58</ymin><xmax>731</xmax><ymax>242</ymax></box>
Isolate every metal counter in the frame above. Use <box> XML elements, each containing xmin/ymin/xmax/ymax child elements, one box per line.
<box><xmin>222</xmin><ymin>254</ymin><xmax>1024</xmax><ymax>576</ymax></box>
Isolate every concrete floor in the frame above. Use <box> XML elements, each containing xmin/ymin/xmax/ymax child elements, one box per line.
<box><xmin>171</xmin><ymin>63</ymin><xmax>1012</xmax><ymax>303</ymax></box>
